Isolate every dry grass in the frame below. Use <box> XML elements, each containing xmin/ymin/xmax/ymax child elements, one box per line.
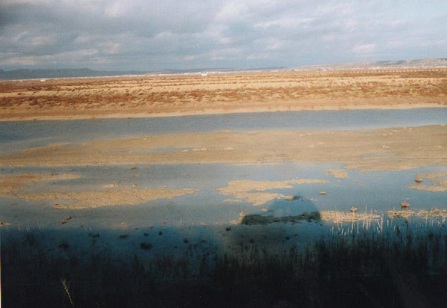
<box><xmin>1</xmin><ymin>68</ymin><xmax>447</xmax><ymax>120</ymax></box>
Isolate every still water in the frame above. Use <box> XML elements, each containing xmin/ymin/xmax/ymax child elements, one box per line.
<box><xmin>1</xmin><ymin>108</ymin><xmax>447</xmax><ymax>152</ymax></box>
<box><xmin>1</xmin><ymin>109</ymin><xmax>446</xmax><ymax>257</ymax></box>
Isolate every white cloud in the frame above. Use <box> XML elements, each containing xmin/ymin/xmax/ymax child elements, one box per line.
<box><xmin>1</xmin><ymin>0</ymin><xmax>446</xmax><ymax>70</ymax></box>
<box><xmin>264</xmin><ymin>38</ymin><xmax>286</xmax><ymax>51</ymax></box>
<box><xmin>353</xmin><ymin>44</ymin><xmax>376</xmax><ymax>55</ymax></box>
<box><xmin>30</xmin><ymin>34</ymin><xmax>58</xmax><ymax>47</ymax></box>
<box><xmin>216</xmin><ymin>2</ymin><xmax>247</xmax><ymax>22</ymax></box>
<box><xmin>100</xmin><ymin>41</ymin><xmax>121</xmax><ymax>55</ymax></box>
<box><xmin>104</xmin><ymin>1</ymin><xmax>131</xmax><ymax>18</ymax></box>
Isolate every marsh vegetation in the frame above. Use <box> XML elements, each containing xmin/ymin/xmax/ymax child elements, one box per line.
<box><xmin>3</xmin><ymin>215</ymin><xmax>447</xmax><ymax>308</ymax></box>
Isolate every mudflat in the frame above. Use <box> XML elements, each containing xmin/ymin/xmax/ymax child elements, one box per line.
<box><xmin>1</xmin><ymin>68</ymin><xmax>446</xmax><ymax>120</ymax></box>
<box><xmin>1</xmin><ymin>125</ymin><xmax>446</xmax><ymax>172</ymax></box>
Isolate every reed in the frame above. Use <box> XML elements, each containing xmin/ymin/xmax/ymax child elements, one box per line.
<box><xmin>2</xmin><ymin>220</ymin><xmax>447</xmax><ymax>307</ymax></box>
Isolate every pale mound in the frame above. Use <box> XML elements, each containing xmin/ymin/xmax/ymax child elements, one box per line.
<box><xmin>218</xmin><ymin>179</ymin><xmax>327</xmax><ymax>206</ymax></box>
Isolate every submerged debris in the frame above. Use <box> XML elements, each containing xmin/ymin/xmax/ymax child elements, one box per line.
<box><xmin>58</xmin><ymin>242</ymin><xmax>70</xmax><ymax>251</ymax></box>
<box><xmin>60</xmin><ymin>216</ymin><xmax>73</xmax><ymax>225</ymax></box>
<box><xmin>88</xmin><ymin>232</ymin><xmax>100</xmax><ymax>238</ymax></box>
<box><xmin>140</xmin><ymin>242</ymin><xmax>153</xmax><ymax>250</ymax></box>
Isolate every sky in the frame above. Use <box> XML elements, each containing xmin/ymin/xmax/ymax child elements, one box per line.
<box><xmin>1</xmin><ymin>0</ymin><xmax>446</xmax><ymax>71</ymax></box>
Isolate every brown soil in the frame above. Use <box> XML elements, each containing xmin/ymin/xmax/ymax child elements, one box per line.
<box><xmin>1</xmin><ymin>68</ymin><xmax>447</xmax><ymax>120</ymax></box>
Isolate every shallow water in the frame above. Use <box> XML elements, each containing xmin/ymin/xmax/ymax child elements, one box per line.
<box><xmin>1</xmin><ymin>108</ymin><xmax>447</xmax><ymax>153</ymax></box>
<box><xmin>1</xmin><ymin>163</ymin><xmax>446</xmax><ymax>229</ymax></box>
<box><xmin>1</xmin><ymin>109</ymin><xmax>446</xmax><ymax>258</ymax></box>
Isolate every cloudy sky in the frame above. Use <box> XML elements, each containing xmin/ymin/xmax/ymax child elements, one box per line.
<box><xmin>1</xmin><ymin>0</ymin><xmax>446</xmax><ymax>71</ymax></box>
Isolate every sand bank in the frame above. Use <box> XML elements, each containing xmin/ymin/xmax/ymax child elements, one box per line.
<box><xmin>218</xmin><ymin>179</ymin><xmax>327</xmax><ymax>206</ymax></box>
<box><xmin>1</xmin><ymin>69</ymin><xmax>446</xmax><ymax>121</ymax></box>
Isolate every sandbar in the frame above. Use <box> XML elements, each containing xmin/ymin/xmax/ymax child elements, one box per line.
<box><xmin>0</xmin><ymin>173</ymin><xmax>197</xmax><ymax>209</ymax></box>
<box><xmin>1</xmin><ymin>69</ymin><xmax>446</xmax><ymax>121</ymax></box>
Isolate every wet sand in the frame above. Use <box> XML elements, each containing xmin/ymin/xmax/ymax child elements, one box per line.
<box><xmin>1</xmin><ymin>124</ymin><xmax>445</xmax><ymax>211</ymax></box>
<box><xmin>0</xmin><ymin>172</ymin><xmax>197</xmax><ymax>209</ymax></box>
<box><xmin>1</xmin><ymin>68</ymin><xmax>446</xmax><ymax>121</ymax></box>
<box><xmin>1</xmin><ymin>125</ymin><xmax>445</xmax><ymax>172</ymax></box>
<box><xmin>218</xmin><ymin>179</ymin><xmax>327</xmax><ymax>206</ymax></box>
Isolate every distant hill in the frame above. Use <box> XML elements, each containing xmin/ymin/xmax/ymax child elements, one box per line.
<box><xmin>0</xmin><ymin>68</ymin><xmax>148</xmax><ymax>80</ymax></box>
<box><xmin>0</xmin><ymin>67</ymin><xmax>238</xmax><ymax>80</ymax></box>
<box><xmin>294</xmin><ymin>58</ymin><xmax>447</xmax><ymax>71</ymax></box>
<box><xmin>1</xmin><ymin>59</ymin><xmax>446</xmax><ymax>80</ymax></box>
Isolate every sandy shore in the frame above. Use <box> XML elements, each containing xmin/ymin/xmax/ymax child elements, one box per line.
<box><xmin>1</xmin><ymin>68</ymin><xmax>446</xmax><ymax>121</ymax></box>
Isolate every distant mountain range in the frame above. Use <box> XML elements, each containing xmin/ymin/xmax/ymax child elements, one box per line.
<box><xmin>1</xmin><ymin>58</ymin><xmax>446</xmax><ymax>80</ymax></box>
<box><xmin>293</xmin><ymin>58</ymin><xmax>447</xmax><ymax>71</ymax></box>
<box><xmin>0</xmin><ymin>67</ymin><xmax>237</xmax><ymax>80</ymax></box>
<box><xmin>0</xmin><ymin>68</ymin><xmax>148</xmax><ymax>80</ymax></box>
